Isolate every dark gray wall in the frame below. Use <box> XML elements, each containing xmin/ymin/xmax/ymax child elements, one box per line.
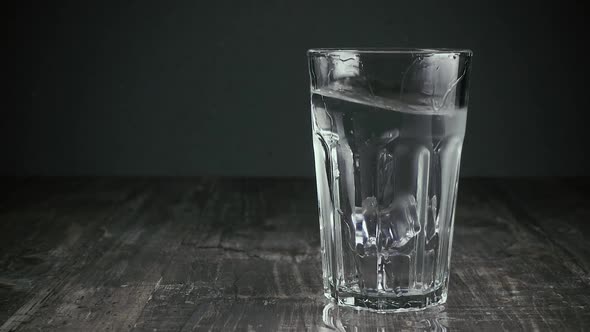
<box><xmin>5</xmin><ymin>0</ymin><xmax>587</xmax><ymax>176</ymax></box>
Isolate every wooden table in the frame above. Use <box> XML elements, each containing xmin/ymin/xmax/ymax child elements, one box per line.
<box><xmin>0</xmin><ymin>178</ymin><xmax>588</xmax><ymax>331</ymax></box>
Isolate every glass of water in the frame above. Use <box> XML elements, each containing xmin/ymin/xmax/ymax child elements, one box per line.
<box><xmin>308</xmin><ymin>48</ymin><xmax>472</xmax><ymax>311</ymax></box>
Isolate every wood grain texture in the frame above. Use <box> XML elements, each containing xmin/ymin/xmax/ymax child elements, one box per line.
<box><xmin>0</xmin><ymin>178</ymin><xmax>588</xmax><ymax>331</ymax></box>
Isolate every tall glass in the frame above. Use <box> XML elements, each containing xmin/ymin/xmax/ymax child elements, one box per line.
<box><xmin>308</xmin><ymin>48</ymin><xmax>472</xmax><ymax>311</ymax></box>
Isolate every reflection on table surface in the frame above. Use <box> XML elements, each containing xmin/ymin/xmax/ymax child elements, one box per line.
<box><xmin>320</xmin><ymin>300</ymin><xmax>448</xmax><ymax>331</ymax></box>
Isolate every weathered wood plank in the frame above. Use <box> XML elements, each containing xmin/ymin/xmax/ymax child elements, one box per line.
<box><xmin>130</xmin><ymin>179</ymin><xmax>590</xmax><ymax>331</ymax></box>
<box><xmin>495</xmin><ymin>178</ymin><xmax>590</xmax><ymax>281</ymax></box>
<box><xmin>0</xmin><ymin>179</ymin><xmax>152</xmax><ymax>331</ymax></box>
<box><xmin>0</xmin><ymin>178</ymin><xmax>589</xmax><ymax>331</ymax></box>
<box><xmin>0</xmin><ymin>177</ymin><xmax>100</xmax><ymax>326</ymax></box>
<box><xmin>8</xmin><ymin>179</ymin><xmax>217</xmax><ymax>332</ymax></box>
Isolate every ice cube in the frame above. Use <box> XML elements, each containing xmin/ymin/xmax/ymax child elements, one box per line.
<box><xmin>362</xmin><ymin>196</ymin><xmax>378</xmax><ymax>215</ymax></box>
<box><xmin>351</xmin><ymin>196</ymin><xmax>379</xmax><ymax>256</ymax></box>
<box><xmin>352</xmin><ymin>206</ymin><xmax>368</xmax><ymax>247</ymax></box>
<box><xmin>380</xmin><ymin>194</ymin><xmax>420</xmax><ymax>249</ymax></box>
<box><xmin>378</xmin><ymin>129</ymin><xmax>399</xmax><ymax>147</ymax></box>
<box><xmin>331</xmin><ymin>52</ymin><xmax>359</xmax><ymax>80</ymax></box>
<box><xmin>362</xmin><ymin>197</ymin><xmax>379</xmax><ymax>247</ymax></box>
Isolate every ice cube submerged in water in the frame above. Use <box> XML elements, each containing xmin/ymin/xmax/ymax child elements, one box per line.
<box><xmin>310</xmin><ymin>49</ymin><xmax>470</xmax><ymax>310</ymax></box>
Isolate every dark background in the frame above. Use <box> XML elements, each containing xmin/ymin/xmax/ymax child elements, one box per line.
<box><xmin>4</xmin><ymin>0</ymin><xmax>587</xmax><ymax>177</ymax></box>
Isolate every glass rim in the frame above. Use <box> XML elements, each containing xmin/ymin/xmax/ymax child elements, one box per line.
<box><xmin>307</xmin><ymin>48</ymin><xmax>473</xmax><ymax>56</ymax></box>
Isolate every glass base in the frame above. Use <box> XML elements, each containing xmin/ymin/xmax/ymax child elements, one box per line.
<box><xmin>327</xmin><ymin>285</ymin><xmax>447</xmax><ymax>312</ymax></box>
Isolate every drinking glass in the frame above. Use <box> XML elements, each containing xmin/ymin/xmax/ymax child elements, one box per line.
<box><xmin>308</xmin><ymin>48</ymin><xmax>472</xmax><ymax>311</ymax></box>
